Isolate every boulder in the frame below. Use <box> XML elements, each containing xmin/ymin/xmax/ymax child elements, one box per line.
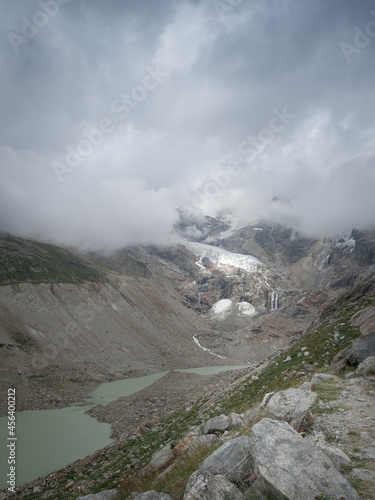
<box><xmin>173</xmin><ymin>432</ymin><xmax>199</xmax><ymax>455</ymax></box>
<box><xmin>149</xmin><ymin>443</ymin><xmax>175</xmax><ymax>470</ymax></box>
<box><xmin>350</xmin><ymin>468</ymin><xmax>375</xmax><ymax>483</ymax></box>
<box><xmin>261</xmin><ymin>392</ymin><xmax>276</xmax><ymax>407</ymax></box>
<box><xmin>334</xmin><ymin>332</ymin><xmax>375</xmax><ymax>370</ymax></box>
<box><xmin>188</xmin><ymin>434</ymin><xmax>219</xmax><ymax>455</ymax></box>
<box><xmin>77</xmin><ymin>490</ymin><xmax>117</xmax><ymax>500</ymax></box>
<box><xmin>228</xmin><ymin>412</ymin><xmax>243</xmax><ymax>427</ymax></box>
<box><xmin>304</xmin><ymin>435</ymin><xmax>351</xmax><ymax>470</ymax></box>
<box><xmin>183</xmin><ymin>471</ymin><xmax>246</xmax><ymax>500</ymax></box>
<box><xmin>249</xmin><ymin>418</ymin><xmax>360</xmax><ymax>500</ymax></box>
<box><xmin>134</xmin><ymin>492</ymin><xmax>173</xmax><ymax>500</ymax></box>
<box><xmin>198</xmin><ymin>435</ymin><xmax>253</xmax><ymax>484</ymax></box>
<box><xmin>204</xmin><ymin>415</ymin><xmax>230</xmax><ymax>435</ymax></box>
<box><xmin>264</xmin><ymin>388</ymin><xmax>317</xmax><ymax>422</ymax></box>
<box><xmin>290</xmin><ymin>410</ymin><xmax>314</xmax><ymax>436</ymax></box>
<box><xmin>310</xmin><ymin>373</ymin><xmax>340</xmax><ymax>389</ymax></box>
<box><xmin>354</xmin><ymin>441</ymin><xmax>375</xmax><ymax>460</ymax></box>
<box><xmin>298</xmin><ymin>382</ymin><xmax>311</xmax><ymax>392</ymax></box>
<box><xmin>356</xmin><ymin>355</ymin><xmax>375</xmax><ymax>376</ymax></box>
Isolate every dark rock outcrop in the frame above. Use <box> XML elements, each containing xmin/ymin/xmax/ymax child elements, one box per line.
<box><xmin>333</xmin><ymin>332</ymin><xmax>375</xmax><ymax>369</ymax></box>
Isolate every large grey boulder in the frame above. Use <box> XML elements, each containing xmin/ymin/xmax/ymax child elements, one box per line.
<box><xmin>183</xmin><ymin>471</ymin><xmax>246</xmax><ymax>500</ymax></box>
<box><xmin>77</xmin><ymin>490</ymin><xmax>117</xmax><ymax>500</ymax></box>
<box><xmin>356</xmin><ymin>355</ymin><xmax>375</xmax><ymax>376</ymax></box>
<box><xmin>249</xmin><ymin>418</ymin><xmax>360</xmax><ymax>500</ymax></box>
<box><xmin>204</xmin><ymin>414</ymin><xmax>230</xmax><ymax>435</ymax></box>
<box><xmin>264</xmin><ymin>388</ymin><xmax>317</xmax><ymax>422</ymax></box>
<box><xmin>134</xmin><ymin>492</ymin><xmax>173</xmax><ymax>500</ymax></box>
<box><xmin>198</xmin><ymin>435</ymin><xmax>253</xmax><ymax>484</ymax></box>
<box><xmin>334</xmin><ymin>332</ymin><xmax>375</xmax><ymax>369</ymax></box>
<box><xmin>149</xmin><ymin>443</ymin><xmax>174</xmax><ymax>470</ymax></box>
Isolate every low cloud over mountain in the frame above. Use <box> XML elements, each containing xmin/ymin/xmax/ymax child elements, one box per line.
<box><xmin>1</xmin><ymin>0</ymin><xmax>375</xmax><ymax>249</ymax></box>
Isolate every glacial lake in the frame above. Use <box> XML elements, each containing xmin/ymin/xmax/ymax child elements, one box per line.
<box><xmin>0</xmin><ymin>365</ymin><xmax>247</xmax><ymax>489</ymax></box>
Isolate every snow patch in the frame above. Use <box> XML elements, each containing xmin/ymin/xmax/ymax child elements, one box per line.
<box><xmin>212</xmin><ymin>299</ymin><xmax>232</xmax><ymax>314</ymax></box>
<box><xmin>238</xmin><ymin>302</ymin><xmax>256</xmax><ymax>316</ymax></box>
<box><xmin>344</xmin><ymin>237</ymin><xmax>355</xmax><ymax>248</ymax></box>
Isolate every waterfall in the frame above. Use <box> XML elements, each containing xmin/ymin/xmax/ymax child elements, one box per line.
<box><xmin>270</xmin><ymin>290</ymin><xmax>278</xmax><ymax>311</ymax></box>
<box><xmin>197</xmin><ymin>277</ymin><xmax>206</xmax><ymax>313</ymax></box>
<box><xmin>264</xmin><ymin>275</ymin><xmax>278</xmax><ymax>312</ymax></box>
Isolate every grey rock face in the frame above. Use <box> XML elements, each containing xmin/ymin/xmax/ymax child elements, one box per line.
<box><xmin>198</xmin><ymin>436</ymin><xmax>253</xmax><ymax>484</ymax></box>
<box><xmin>188</xmin><ymin>434</ymin><xmax>219</xmax><ymax>455</ymax></box>
<box><xmin>249</xmin><ymin>418</ymin><xmax>360</xmax><ymax>500</ymax></box>
<box><xmin>183</xmin><ymin>471</ymin><xmax>246</xmax><ymax>500</ymax></box>
<box><xmin>265</xmin><ymin>388</ymin><xmax>317</xmax><ymax>422</ymax></box>
<box><xmin>76</xmin><ymin>490</ymin><xmax>117</xmax><ymax>500</ymax></box>
<box><xmin>134</xmin><ymin>492</ymin><xmax>173</xmax><ymax>500</ymax></box>
<box><xmin>203</xmin><ymin>414</ymin><xmax>230</xmax><ymax>434</ymax></box>
<box><xmin>298</xmin><ymin>382</ymin><xmax>311</xmax><ymax>392</ymax></box>
<box><xmin>228</xmin><ymin>412</ymin><xmax>243</xmax><ymax>427</ymax></box>
<box><xmin>334</xmin><ymin>332</ymin><xmax>375</xmax><ymax>369</ymax></box>
<box><xmin>260</xmin><ymin>391</ymin><xmax>276</xmax><ymax>407</ymax></box>
<box><xmin>304</xmin><ymin>435</ymin><xmax>351</xmax><ymax>471</ymax></box>
<box><xmin>356</xmin><ymin>355</ymin><xmax>375</xmax><ymax>376</ymax></box>
<box><xmin>149</xmin><ymin>443</ymin><xmax>175</xmax><ymax>470</ymax></box>
<box><xmin>290</xmin><ymin>410</ymin><xmax>314</xmax><ymax>436</ymax></box>
<box><xmin>351</xmin><ymin>468</ymin><xmax>375</xmax><ymax>483</ymax></box>
<box><xmin>354</xmin><ymin>441</ymin><xmax>375</xmax><ymax>460</ymax></box>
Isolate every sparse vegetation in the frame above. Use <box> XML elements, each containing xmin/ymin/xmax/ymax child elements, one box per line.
<box><xmin>0</xmin><ymin>235</ymin><xmax>104</xmax><ymax>285</ymax></box>
<box><xmin>5</xmin><ymin>245</ymin><xmax>375</xmax><ymax>498</ymax></box>
<box><xmin>11</xmin><ymin>332</ymin><xmax>37</xmax><ymax>351</ymax></box>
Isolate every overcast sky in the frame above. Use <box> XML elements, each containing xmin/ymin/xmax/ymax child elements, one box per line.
<box><xmin>1</xmin><ymin>0</ymin><xmax>374</xmax><ymax>250</ymax></box>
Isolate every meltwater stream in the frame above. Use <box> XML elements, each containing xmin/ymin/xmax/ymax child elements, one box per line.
<box><xmin>0</xmin><ymin>365</ymin><xmax>247</xmax><ymax>489</ymax></box>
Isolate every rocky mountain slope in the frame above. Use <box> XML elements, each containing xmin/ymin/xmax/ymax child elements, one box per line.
<box><xmin>1</xmin><ymin>220</ymin><xmax>375</xmax><ymax>413</ymax></box>
<box><xmin>3</xmin><ymin>271</ymin><xmax>375</xmax><ymax>499</ymax></box>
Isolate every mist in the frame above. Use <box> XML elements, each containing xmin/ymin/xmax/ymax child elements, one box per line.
<box><xmin>1</xmin><ymin>0</ymin><xmax>375</xmax><ymax>250</ymax></box>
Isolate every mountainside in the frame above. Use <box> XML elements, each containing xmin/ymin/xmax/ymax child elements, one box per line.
<box><xmin>1</xmin><ymin>222</ymin><xmax>375</xmax><ymax>414</ymax></box>
<box><xmin>3</xmin><ymin>261</ymin><xmax>375</xmax><ymax>499</ymax></box>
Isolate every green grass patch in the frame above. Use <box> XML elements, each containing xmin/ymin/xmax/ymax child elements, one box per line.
<box><xmin>116</xmin><ymin>443</ymin><xmax>220</xmax><ymax>499</ymax></box>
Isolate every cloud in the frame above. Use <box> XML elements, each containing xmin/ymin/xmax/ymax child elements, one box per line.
<box><xmin>0</xmin><ymin>0</ymin><xmax>375</xmax><ymax>250</ymax></box>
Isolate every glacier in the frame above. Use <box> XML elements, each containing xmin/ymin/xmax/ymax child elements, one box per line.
<box><xmin>181</xmin><ymin>240</ymin><xmax>262</xmax><ymax>272</ymax></box>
